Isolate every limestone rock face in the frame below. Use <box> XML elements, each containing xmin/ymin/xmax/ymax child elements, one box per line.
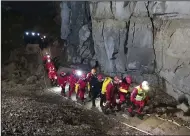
<box><xmin>92</xmin><ymin>19</ymin><xmax>127</xmax><ymax>73</ymax></box>
<box><xmin>60</xmin><ymin>1</ymin><xmax>190</xmax><ymax>103</ymax></box>
<box><xmin>155</xmin><ymin>20</ymin><xmax>190</xmax><ymax>103</ymax></box>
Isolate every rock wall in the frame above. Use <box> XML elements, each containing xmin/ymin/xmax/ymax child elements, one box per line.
<box><xmin>154</xmin><ymin>1</ymin><xmax>190</xmax><ymax>102</ymax></box>
<box><xmin>60</xmin><ymin>1</ymin><xmax>95</xmax><ymax>66</ymax></box>
<box><xmin>60</xmin><ymin>1</ymin><xmax>190</xmax><ymax>103</ymax></box>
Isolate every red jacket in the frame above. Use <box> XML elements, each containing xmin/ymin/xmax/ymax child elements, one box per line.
<box><xmin>130</xmin><ymin>87</ymin><xmax>149</xmax><ymax>102</ymax></box>
<box><xmin>57</xmin><ymin>75</ymin><xmax>68</xmax><ymax>87</ymax></box>
<box><xmin>68</xmin><ymin>74</ymin><xmax>77</xmax><ymax>87</ymax></box>
<box><xmin>48</xmin><ymin>70</ymin><xmax>57</xmax><ymax>80</ymax></box>
<box><xmin>78</xmin><ymin>79</ymin><xmax>87</xmax><ymax>91</ymax></box>
<box><xmin>119</xmin><ymin>82</ymin><xmax>130</xmax><ymax>93</ymax></box>
<box><xmin>45</xmin><ymin>62</ymin><xmax>55</xmax><ymax>70</ymax></box>
<box><xmin>106</xmin><ymin>82</ymin><xmax>115</xmax><ymax>101</ymax></box>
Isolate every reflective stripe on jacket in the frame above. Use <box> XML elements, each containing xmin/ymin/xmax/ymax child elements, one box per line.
<box><xmin>135</xmin><ymin>86</ymin><xmax>146</xmax><ymax>101</ymax></box>
<box><xmin>101</xmin><ymin>77</ymin><xmax>112</xmax><ymax>94</ymax></box>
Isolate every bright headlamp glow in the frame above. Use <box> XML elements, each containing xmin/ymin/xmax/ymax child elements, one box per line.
<box><xmin>32</xmin><ymin>32</ymin><xmax>35</xmax><ymax>36</ymax></box>
<box><xmin>54</xmin><ymin>76</ymin><xmax>57</xmax><ymax>79</ymax></box>
<box><xmin>37</xmin><ymin>33</ymin><xmax>40</xmax><ymax>36</ymax></box>
<box><xmin>43</xmin><ymin>36</ymin><xmax>46</xmax><ymax>38</ymax></box>
<box><xmin>47</xmin><ymin>55</ymin><xmax>50</xmax><ymax>58</ymax></box>
<box><xmin>25</xmin><ymin>32</ymin><xmax>29</xmax><ymax>35</ymax></box>
<box><xmin>76</xmin><ymin>70</ymin><xmax>82</xmax><ymax>76</ymax></box>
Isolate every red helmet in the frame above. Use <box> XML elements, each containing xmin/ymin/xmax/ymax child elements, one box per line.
<box><xmin>60</xmin><ymin>72</ymin><xmax>66</xmax><ymax>77</ymax></box>
<box><xmin>125</xmin><ymin>75</ymin><xmax>132</xmax><ymax>84</ymax></box>
<box><xmin>97</xmin><ymin>74</ymin><xmax>103</xmax><ymax>81</ymax></box>
<box><xmin>81</xmin><ymin>74</ymin><xmax>86</xmax><ymax>79</ymax></box>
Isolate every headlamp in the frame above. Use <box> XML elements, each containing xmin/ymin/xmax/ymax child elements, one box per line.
<box><xmin>47</xmin><ymin>55</ymin><xmax>50</xmax><ymax>58</ymax></box>
<box><xmin>44</xmin><ymin>36</ymin><xmax>46</xmax><ymax>38</ymax></box>
<box><xmin>32</xmin><ymin>32</ymin><xmax>35</xmax><ymax>36</ymax></box>
<box><xmin>25</xmin><ymin>32</ymin><xmax>29</xmax><ymax>35</ymax></box>
<box><xmin>37</xmin><ymin>33</ymin><xmax>40</xmax><ymax>36</ymax></box>
<box><xmin>76</xmin><ymin>70</ymin><xmax>82</xmax><ymax>76</ymax></box>
<box><xmin>54</xmin><ymin>76</ymin><xmax>57</xmax><ymax>79</ymax></box>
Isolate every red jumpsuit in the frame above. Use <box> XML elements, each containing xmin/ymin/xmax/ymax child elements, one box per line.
<box><xmin>119</xmin><ymin>83</ymin><xmax>130</xmax><ymax>104</ymax></box>
<box><xmin>48</xmin><ymin>70</ymin><xmax>57</xmax><ymax>80</ymax></box>
<box><xmin>57</xmin><ymin>75</ymin><xmax>68</xmax><ymax>96</ymax></box>
<box><xmin>68</xmin><ymin>74</ymin><xmax>78</xmax><ymax>98</ymax></box>
<box><xmin>106</xmin><ymin>82</ymin><xmax>116</xmax><ymax>109</ymax></box>
<box><xmin>128</xmin><ymin>86</ymin><xmax>148</xmax><ymax>115</ymax></box>
<box><xmin>45</xmin><ymin>62</ymin><xmax>55</xmax><ymax>71</ymax></box>
<box><xmin>77</xmin><ymin>79</ymin><xmax>87</xmax><ymax>101</ymax></box>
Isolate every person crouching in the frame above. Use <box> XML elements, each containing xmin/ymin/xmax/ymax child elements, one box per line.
<box><xmin>104</xmin><ymin>76</ymin><xmax>122</xmax><ymax>114</ymax></box>
<box><xmin>116</xmin><ymin>75</ymin><xmax>132</xmax><ymax>111</ymax></box>
<box><xmin>128</xmin><ymin>81</ymin><xmax>150</xmax><ymax>119</ymax></box>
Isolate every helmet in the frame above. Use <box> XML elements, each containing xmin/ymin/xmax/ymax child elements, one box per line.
<box><xmin>125</xmin><ymin>75</ymin><xmax>132</xmax><ymax>84</ymax></box>
<box><xmin>60</xmin><ymin>72</ymin><xmax>66</xmax><ymax>77</ymax></box>
<box><xmin>45</xmin><ymin>52</ymin><xmax>49</xmax><ymax>55</ymax></box>
<box><xmin>141</xmin><ymin>81</ymin><xmax>150</xmax><ymax>91</ymax></box>
<box><xmin>97</xmin><ymin>74</ymin><xmax>103</xmax><ymax>81</ymax></box>
<box><xmin>114</xmin><ymin>76</ymin><xmax>122</xmax><ymax>84</ymax></box>
<box><xmin>81</xmin><ymin>74</ymin><xmax>86</xmax><ymax>80</ymax></box>
<box><xmin>91</xmin><ymin>68</ymin><xmax>96</xmax><ymax>75</ymax></box>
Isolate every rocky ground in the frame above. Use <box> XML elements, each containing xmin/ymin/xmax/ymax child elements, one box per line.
<box><xmin>2</xmin><ymin>79</ymin><xmax>145</xmax><ymax>136</ymax></box>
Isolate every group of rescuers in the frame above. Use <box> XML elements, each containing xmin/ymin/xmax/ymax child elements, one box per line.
<box><xmin>43</xmin><ymin>53</ymin><xmax>150</xmax><ymax>119</ymax></box>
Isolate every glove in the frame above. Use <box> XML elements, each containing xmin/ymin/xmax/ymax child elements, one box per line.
<box><xmin>105</xmin><ymin>100</ymin><xmax>110</xmax><ymax>105</ymax></box>
<box><xmin>116</xmin><ymin>99</ymin><xmax>120</xmax><ymax>104</ymax></box>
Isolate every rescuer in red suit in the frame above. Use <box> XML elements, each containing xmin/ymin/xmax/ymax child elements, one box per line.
<box><xmin>68</xmin><ymin>70</ymin><xmax>78</xmax><ymax>99</ymax></box>
<box><xmin>77</xmin><ymin>74</ymin><xmax>87</xmax><ymax>104</ymax></box>
<box><xmin>116</xmin><ymin>75</ymin><xmax>132</xmax><ymax>110</ymax></box>
<box><xmin>104</xmin><ymin>76</ymin><xmax>122</xmax><ymax>112</ymax></box>
<box><xmin>45</xmin><ymin>59</ymin><xmax>55</xmax><ymax>73</ymax></box>
<box><xmin>42</xmin><ymin>53</ymin><xmax>50</xmax><ymax>64</ymax></box>
<box><xmin>48</xmin><ymin>67</ymin><xmax>57</xmax><ymax>86</ymax></box>
<box><xmin>57</xmin><ymin>72</ymin><xmax>68</xmax><ymax>97</ymax></box>
<box><xmin>128</xmin><ymin>81</ymin><xmax>150</xmax><ymax>119</ymax></box>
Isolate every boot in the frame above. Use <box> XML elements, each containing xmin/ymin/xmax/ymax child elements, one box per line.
<box><xmin>137</xmin><ymin>114</ymin><xmax>144</xmax><ymax>120</ymax></box>
<box><xmin>92</xmin><ymin>99</ymin><xmax>96</xmax><ymax>107</ymax></box>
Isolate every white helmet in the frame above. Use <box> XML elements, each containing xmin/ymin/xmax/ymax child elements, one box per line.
<box><xmin>141</xmin><ymin>81</ymin><xmax>150</xmax><ymax>92</ymax></box>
